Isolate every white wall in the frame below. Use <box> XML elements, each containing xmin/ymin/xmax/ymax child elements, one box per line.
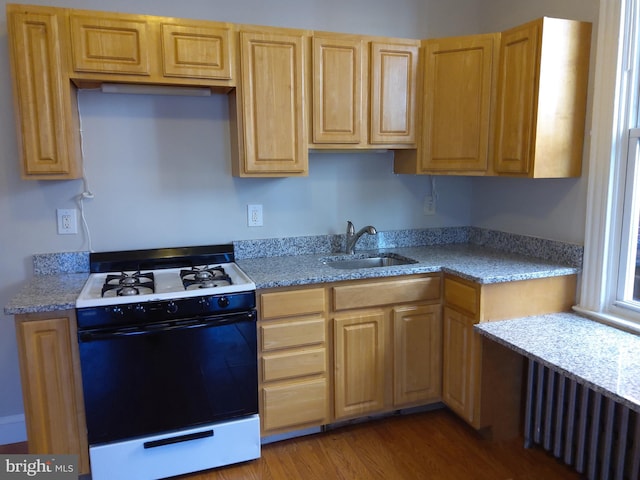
<box><xmin>0</xmin><ymin>0</ymin><xmax>479</xmax><ymax>441</ymax></box>
<box><xmin>470</xmin><ymin>0</ymin><xmax>600</xmax><ymax>244</ymax></box>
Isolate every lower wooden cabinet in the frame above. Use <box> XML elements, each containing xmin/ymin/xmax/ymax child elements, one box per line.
<box><xmin>14</xmin><ymin>311</ymin><xmax>89</xmax><ymax>474</ymax></box>
<box><xmin>258</xmin><ymin>287</ymin><xmax>330</xmax><ymax>435</ymax></box>
<box><xmin>441</xmin><ymin>273</ymin><xmax>577</xmax><ymax>433</ymax></box>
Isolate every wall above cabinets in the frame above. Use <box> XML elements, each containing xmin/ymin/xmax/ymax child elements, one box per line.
<box><xmin>6</xmin><ymin>4</ymin><xmax>591</xmax><ymax>180</ymax></box>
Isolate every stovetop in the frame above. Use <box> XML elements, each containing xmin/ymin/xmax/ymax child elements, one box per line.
<box><xmin>76</xmin><ymin>262</ymin><xmax>256</xmax><ymax>308</ymax></box>
<box><xmin>75</xmin><ymin>244</ymin><xmax>256</xmax><ymax>309</ymax></box>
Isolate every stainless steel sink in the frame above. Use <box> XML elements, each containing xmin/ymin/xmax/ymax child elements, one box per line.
<box><xmin>323</xmin><ymin>253</ymin><xmax>418</xmax><ymax>270</ymax></box>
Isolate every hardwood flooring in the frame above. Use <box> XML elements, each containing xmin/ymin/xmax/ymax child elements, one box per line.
<box><xmin>187</xmin><ymin>409</ymin><xmax>578</xmax><ymax>480</ymax></box>
<box><xmin>0</xmin><ymin>409</ymin><xmax>579</xmax><ymax>479</ymax></box>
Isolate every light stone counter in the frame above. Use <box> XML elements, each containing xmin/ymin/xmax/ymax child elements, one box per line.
<box><xmin>475</xmin><ymin>313</ymin><xmax>640</xmax><ymax>413</ymax></box>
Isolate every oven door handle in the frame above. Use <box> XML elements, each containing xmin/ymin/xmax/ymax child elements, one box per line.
<box><xmin>143</xmin><ymin>429</ymin><xmax>214</xmax><ymax>449</ymax></box>
<box><xmin>78</xmin><ymin>310</ymin><xmax>256</xmax><ymax>342</ymax></box>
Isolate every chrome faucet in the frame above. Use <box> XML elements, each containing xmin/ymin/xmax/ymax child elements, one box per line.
<box><xmin>345</xmin><ymin>221</ymin><xmax>377</xmax><ymax>254</ymax></box>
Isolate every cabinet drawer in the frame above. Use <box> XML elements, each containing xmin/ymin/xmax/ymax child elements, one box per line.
<box><xmin>262</xmin><ymin>378</ymin><xmax>328</xmax><ymax>431</ymax></box>
<box><xmin>333</xmin><ymin>276</ymin><xmax>440</xmax><ymax>311</ymax></box>
<box><xmin>260</xmin><ymin>288</ymin><xmax>326</xmax><ymax>319</ymax></box>
<box><xmin>444</xmin><ymin>276</ymin><xmax>479</xmax><ymax>317</ymax></box>
<box><xmin>261</xmin><ymin>347</ymin><xmax>326</xmax><ymax>382</ymax></box>
<box><xmin>260</xmin><ymin>317</ymin><xmax>325</xmax><ymax>351</ymax></box>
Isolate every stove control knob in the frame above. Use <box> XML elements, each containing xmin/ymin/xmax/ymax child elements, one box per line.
<box><xmin>217</xmin><ymin>296</ymin><xmax>230</xmax><ymax>308</ymax></box>
<box><xmin>134</xmin><ymin>304</ymin><xmax>146</xmax><ymax>315</ymax></box>
<box><xmin>166</xmin><ymin>301</ymin><xmax>178</xmax><ymax>314</ymax></box>
<box><xmin>198</xmin><ymin>297</ymin><xmax>210</xmax><ymax>311</ymax></box>
<box><xmin>110</xmin><ymin>306</ymin><xmax>124</xmax><ymax>317</ymax></box>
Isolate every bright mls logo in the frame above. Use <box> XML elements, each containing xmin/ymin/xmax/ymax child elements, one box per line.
<box><xmin>0</xmin><ymin>455</ymin><xmax>77</xmax><ymax>479</ymax></box>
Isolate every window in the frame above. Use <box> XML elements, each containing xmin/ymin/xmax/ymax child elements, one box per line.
<box><xmin>577</xmin><ymin>0</ymin><xmax>640</xmax><ymax>332</ymax></box>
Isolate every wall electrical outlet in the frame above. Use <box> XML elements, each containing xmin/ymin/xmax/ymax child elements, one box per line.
<box><xmin>57</xmin><ymin>208</ymin><xmax>78</xmax><ymax>234</ymax></box>
<box><xmin>423</xmin><ymin>195</ymin><xmax>436</xmax><ymax>216</ymax></box>
<box><xmin>247</xmin><ymin>204</ymin><xmax>263</xmax><ymax>227</ymax></box>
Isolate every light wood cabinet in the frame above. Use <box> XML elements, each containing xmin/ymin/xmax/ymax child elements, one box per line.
<box><xmin>15</xmin><ymin>311</ymin><xmax>89</xmax><ymax>474</ymax></box>
<box><xmin>231</xmin><ymin>28</ymin><xmax>309</xmax><ymax>177</ymax></box>
<box><xmin>7</xmin><ymin>5</ymin><xmax>81</xmax><ymax>180</ymax></box>
<box><xmin>311</xmin><ymin>33</ymin><xmax>418</xmax><ymax>149</ymax></box>
<box><xmin>394</xmin><ymin>34</ymin><xmax>499</xmax><ymax>175</ymax></box>
<box><xmin>258</xmin><ymin>287</ymin><xmax>329</xmax><ymax>435</ymax></box>
<box><xmin>441</xmin><ymin>273</ymin><xmax>577</xmax><ymax>433</ymax></box>
<box><xmin>68</xmin><ymin>11</ymin><xmax>234</xmax><ymax>84</ymax></box>
<box><xmin>332</xmin><ymin>275</ymin><xmax>442</xmax><ymax>420</ymax></box>
<box><xmin>493</xmin><ymin>17</ymin><xmax>591</xmax><ymax>178</ymax></box>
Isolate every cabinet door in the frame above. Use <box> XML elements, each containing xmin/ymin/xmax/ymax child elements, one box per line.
<box><xmin>236</xmin><ymin>31</ymin><xmax>308</xmax><ymax>176</ymax></box>
<box><xmin>333</xmin><ymin>310</ymin><xmax>386</xmax><ymax>419</ymax></box>
<box><xmin>312</xmin><ymin>36</ymin><xmax>365</xmax><ymax>144</ymax></box>
<box><xmin>442</xmin><ymin>307</ymin><xmax>476</xmax><ymax>423</ymax></box>
<box><xmin>7</xmin><ymin>7</ymin><xmax>80</xmax><ymax>179</ymax></box>
<box><xmin>421</xmin><ymin>34</ymin><xmax>497</xmax><ymax>172</ymax></box>
<box><xmin>15</xmin><ymin>312</ymin><xmax>89</xmax><ymax>474</ymax></box>
<box><xmin>161</xmin><ymin>22</ymin><xmax>233</xmax><ymax>80</ymax></box>
<box><xmin>393</xmin><ymin>304</ymin><xmax>442</xmax><ymax>406</ymax></box>
<box><xmin>69</xmin><ymin>13</ymin><xmax>151</xmax><ymax>75</ymax></box>
<box><xmin>493</xmin><ymin>21</ymin><xmax>539</xmax><ymax>175</ymax></box>
<box><xmin>370</xmin><ymin>41</ymin><xmax>418</xmax><ymax>145</ymax></box>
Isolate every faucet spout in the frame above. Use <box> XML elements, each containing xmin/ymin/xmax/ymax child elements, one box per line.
<box><xmin>345</xmin><ymin>221</ymin><xmax>377</xmax><ymax>254</ymax></box>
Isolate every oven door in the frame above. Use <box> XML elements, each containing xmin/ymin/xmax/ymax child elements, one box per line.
<box><xmin>78</xmin><ymin>310</ymin><xmax>258</xmax><ymax>445</ymax></box>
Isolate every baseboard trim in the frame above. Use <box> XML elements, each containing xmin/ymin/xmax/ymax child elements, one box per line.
<box><xmin>0</xmin><ymin>414</ymin><xmax>27</xmax><ymax>445</ymax></box>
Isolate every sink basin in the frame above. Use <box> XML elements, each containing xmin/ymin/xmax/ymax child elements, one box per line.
<box><xmin>323</xmin><ymin>253</ymin><xmax>418</xmax><ymax>270</ymax></box>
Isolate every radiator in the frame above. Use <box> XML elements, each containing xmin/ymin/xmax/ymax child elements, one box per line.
<box><xmin>524</xmin><ymin>360</ymin><xmax>640</xmax><ymax>480</ymax></box>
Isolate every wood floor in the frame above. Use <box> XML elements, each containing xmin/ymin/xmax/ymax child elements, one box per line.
<box><xmin>1</xmin><ymin>409</ymin><xmax>579</xmax><ymax>479</ymax></box>
<box><xmin>186</xmin><ymin>409</ymin><xmax>579</xmax><ymax>480</ymax></box>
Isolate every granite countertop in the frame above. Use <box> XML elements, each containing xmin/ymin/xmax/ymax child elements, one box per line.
<box><xmin>4</xmin><ymin>241</ymin><xmax>579</xmax><ymax>316</ymax></box>
<box><xmin>237</xmin><ymin>243</ymin><xmax>580</xmax><ymax>290</ymax></box>
<box><xmin>475</xmin><ymin>313</ymin><xmax>640</xmax><ymax>412</ymax></box>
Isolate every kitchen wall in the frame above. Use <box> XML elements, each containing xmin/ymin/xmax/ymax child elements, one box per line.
<box><xmin>0</xmin><ymin>0</ymin><xmax>597</xmax><ymax>443</ymax></box>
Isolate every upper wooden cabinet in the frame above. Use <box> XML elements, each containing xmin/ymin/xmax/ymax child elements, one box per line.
<box><xmin>231</xmin><ymin>28</ymin><xmax>309</xmax><ymax>177</ymax></box>
<box><xmin>493</xmin><ymin>17</ymin><xmax>591</xmax><ymax>178</ymax></box>
<box><xmin>7</xmin><ymin>5</ymin><xmax>81</xmax><ymax>180</ymax></box>
<box><xmin>68</xmin><ymin>13</ymin><xmax>234</xmax><ymax>82</ymax></box>
<box><xmin>311</xmin><ymin>33</ymin><xmax>419</xmax><ymax>149</ymax></box>
<box><xmin>394</xmin><ymin>34</ymin><xmax>499</xmax><ymax>175</ymax></box>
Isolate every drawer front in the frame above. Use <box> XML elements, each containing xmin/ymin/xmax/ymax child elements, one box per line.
<box><xmin>262</xmin><ymin>378</ymin><xmax>328</xmax><ymax>431</ymax></box>
<box><xmin>262</xmin><ymin>347</ymin><xmax>326</xmax><ymax>382</ymax></box>
<box><xmin>260</xmin><ymin>288</ymin><xmax>326</xmax><ymax>320</ymax></box>
<box><xmin>333</xmin><ymin>276</ymin><xmax>440</xmax><ymax>311</ymax></box>
<box><xmin>444</xmin><ymin>276</ymin><xmax>479</xmax><ymax>317</ymax></box>
<box><xmin>260</xmin><ymin>316</ymin><xmax>325</xmax><ymax>351</ymax></box>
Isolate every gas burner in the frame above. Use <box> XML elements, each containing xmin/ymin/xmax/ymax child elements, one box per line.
<box><xmin>180</xmin><ymin>266</ymin><xmax>232</xmax><ymax>290</ymax></box>
<box><xmin>102</xmin><ymin>272</ymin><xmax>155</xmax><ymax>297</ymax></box>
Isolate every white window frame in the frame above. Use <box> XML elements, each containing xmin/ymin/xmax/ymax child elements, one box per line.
<box><xmin>576</xmin><ymin>0</ymin><xmax>640</xmax><ymax>332</ymax></box>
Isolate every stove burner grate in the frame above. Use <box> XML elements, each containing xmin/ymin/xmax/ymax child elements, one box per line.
<box><xmin>180</xmin><ymin>266</ymin><xmax>233</xmax><ymax>290</ymax></box>
<box><xmin>102</xmin><ymin>271</ymin><xmax>155</xmax><ymax>297</ymax></box>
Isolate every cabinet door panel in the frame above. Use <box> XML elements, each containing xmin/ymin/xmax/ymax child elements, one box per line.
<box><xmin>421</xmin><ymin>34</ymin><xmax>497</xmax><ymax>172</ymax></box>
<box><xmin>333</xmin><ymin>311</ymin><xmax>385</xmax><ymax>419</ymax></box>
<box><xmin>69</xmin><ymin>14</ymin><xmax>150</xmax><ymax>75</ymax></box>
<box><xmin>312</xmin><ymin>36</ymin><xmax>364</xmax><ymax>144</ymax></box>
<box><xmin>8</xmin><ymin>9</ymin><xmax>79</xmax><ymax>178</ymax></box>
<box><xmin>16</xmin><ymin>313</ymin><xmax>89</xmax><ymax>473</ymax></box>
<box><xmin>493</xmin><ymin>22</ymin><xmax>539</xmax><ymax>174</ymax></box>
<box><xmin>161</xmin><ymin>23</ymin><xmax>232</xmax><ymax>79</ymax></box>
<box><xmin>442</xmin><ymin>307</ymin><xmax>474</xmax><ymax>422</ymax></box>
<box><xmin>393</xmin><ymin>304</ymin><xmax>442</xmax><ymax>406</ymax></box>
<box><xmin>239</xmin><ymin>31</ymin><xmax>307</xmax><ymax>175</ymax></box>
<box><xmin>370</xmin><ymin>41</ymin><xmax>418</xmax><ymax>145</ymax></box>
